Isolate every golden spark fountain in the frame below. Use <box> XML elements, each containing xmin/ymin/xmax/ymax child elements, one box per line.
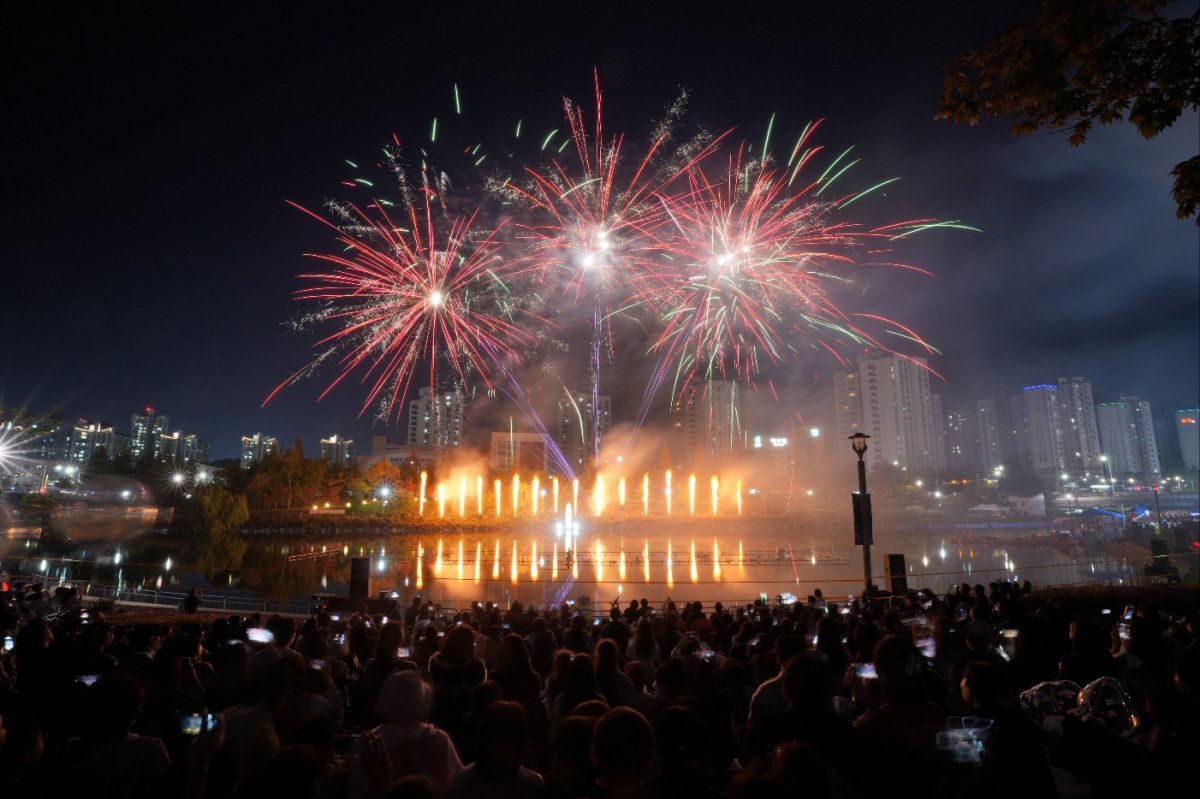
<box><xmin>564</xmin><ymin>502</ymin><xmax>574</xmax><ymax>556</ymax></box>
<box><xmin>474</xmin><ymin>542</ymin><xmax>481</xmax><ymax>583</ymax></box>
<box><xmin>457</xmin><ymin>538</ymin><xmax>464</xmax><ymax>580</ymax></box>
<box><xmin>643</xmin><ymin>540</ymin><xmax>650</xmax><ymax>582</ymax></box>
<box><xmin>416</xmin><ymin>542</ymin><xmax>424</xmax><ymax>589</ymax></box>
<box><xmin>531</xmin><ymin>476</ymin><xmax>540</xmax><ymax>515</ymax></box>
<box><xmin>418</xmin><ymin>471</ymin><xmax>427</xmax><ymax>516</ymax></box>
<box><xmin>713</xmin><ymin>538</ymin><xmax>721</xmax><ymax>580</ymax></box>
<box><xmin>690</xmin><ymin>539</ymin><xmax>699</xmax><ymax>583</ymax></box>
<box><xmin>511</xmin><ymin>541</ymin><xmax>518</xmax><ymax>584</ymax></box>
<box><xmin>434</xmin><ymin>539</ymin><xmax>443</xmax><ymax>576</ymax></box>
<box><xmin>477</xmin><ymin>475</ymin><xmax>484</xmax><ymax>516</ymax></box>
<box><xmin>494</xmin><ymin>479</ymin><xmax>502</xmax><ymax>518</ymax></box>
<box><xmin>531</xmin><ymin>541</ymin><xmax>538</xmax><ymax>580</ymax></box>
<box><xmin>552</xmin><ymin>477</ymin><xmax>559</xmax><ymax>513</ymax></box>
<box><xmin>493</xmin><ymin>538</ymin><xmax>500</xmax><ymax>579</ymax></box>
<box><xmin>437</xmin><ymin>484</ymin><xmax>445</xmax><ymax>518</ymax></box>
<box><xmin>665</xmin><ymin>470</ymin><xmax>672</xmax><ymax>515</ymax></box>
<box><xmin>594</xmin><ymin>540</ymin><xmax>603</xmax><ymax>582</ymax></box>
<box><xmin>618</xmin><ymin>477</ymin><xmax>626</xmax><ymax>508</ymax></box>
<box><xmin>619</xmin><ymin>547</ymin><xmax>626</xmax><ymax>581</ymax></box>
<box><xmin>666</xmin><ymin>539</ymin><xmax>674</xmax><ymax>588</ymax></box>
<box><xmin>688</xmin><ymin>474</ymin><xmax>696</xmax><ymax>516</ymax></box>
<box><xmin>552</xmin><ymin>541</ymin><xmax>558</xmax><ymax>580</ymax></box>
<box><xmin>594</xmin><ymin>474</ymin><xmax>605</xmax><ymax>515</ymax></box>
<box><xmin>711</xmin><ymin>476</ymin><xmax>719</xmax><ymax>516</ymax></box>
<box><xmin>512</xmin><ymin>474</ymin><xmax>520</xmax><ymax>514</ymax></box>
<box><xmin>736</xmin><ymin>478</ymin><xmax>742</xmax><ymax>515</ymax></box>
<box><xmin>572</xmin><ymin>478</ymin><xmax>579</xmax><ymax>513</ymax></box>
<box><xmin>642</xmin><ymin>473</ymin><xmax>649</xmax><ymax>515</ymax></box>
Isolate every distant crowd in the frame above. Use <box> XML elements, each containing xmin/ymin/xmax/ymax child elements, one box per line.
<box><xmin>1</xmin><ymin>576</ymin><xmax>1197</xmax><ymax>798</ymax></box>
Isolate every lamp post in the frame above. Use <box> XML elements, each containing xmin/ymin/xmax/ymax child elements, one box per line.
<box><xmin>1152</xmin><ymin>482</ymin><xmax>1165</xmax><ymax>537</ymax></box>
<box><xmin>848</xmin><ymin>433</ymin><xmax>873</xmax><ymax>596</ymax></box>
<box><xmin>1099</xmin><ymin>455</ymin><xmax>1113</xmax><ymax>496</ymax></box>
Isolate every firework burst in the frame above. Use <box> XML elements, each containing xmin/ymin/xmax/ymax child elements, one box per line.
<box><xmin>267</xmin><ymin>192</ymin><xmax>536</xmax><ymax>421</ymax></box>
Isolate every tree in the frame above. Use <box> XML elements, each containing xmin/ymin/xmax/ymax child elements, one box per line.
<box><xmin>938</xmin><ymin>0</ymin><xmax>1199</xmax><ymax>223</ymax></box>
<box><xmin>191</xmin><ymin>487</ymin><xmax>248</xmax><ymax>573</ymax></box>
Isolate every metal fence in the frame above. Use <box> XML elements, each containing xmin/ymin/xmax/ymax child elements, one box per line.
<box><xmin>82</xmin><ymin>581</ymin><xmax>312</xmax><ymax>615</ymax></box>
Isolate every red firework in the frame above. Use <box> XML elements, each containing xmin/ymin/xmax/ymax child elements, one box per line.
<box><xmin>266</xmin><ymin>194</ymin><xmax>535</xmax><ymax>420</ymax></box>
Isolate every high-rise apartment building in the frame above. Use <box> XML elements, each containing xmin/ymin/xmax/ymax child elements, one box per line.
<box><xmin>407</xmin><ymin>386</ymin><xmax>465</xmax><ymax>448</ymax></box>
<box><xmin>490</xmin><ymin>432</ymin><xmax>550</xmax><ymax>471</ymax></box>
<box><xmin>241</xmin><ymin>433</ymin><xmax>278</xmax><ymax>469</ymax></box>
<box><xmin>930</xmin><ymin>394</ymin><xmax>948</xmax><ymax>472</ymax></box>
<box><xmin>671</xmin><ymin>381</ymin><xmax>741</xmax><ymax>466</ymax></box>
<box><xmin>130</xmin><ymin>408</ymin><xmax>168</xmax><ymax>463</ymax></box>
<box><xmin>1097</xmin><ymin>398</ymin><xmax>1161</xmax><ymax>478</ymax></box>
<box><xmin>975</xmin><ymin>399</ymin><xmax>1007</xmax><ymax>473</ymax></box>
<box><xmin>1176</xmin><ymin>408</ymin><xmax>1199</xmax><ymax>471</ymax></box>
<box><xmin>182</xmin><ymin>433</ymin><xmax>209</xmax><ymax>465</ymax></box>
<box><xmin>558</xmin><ymin>390</ymin><xmax>612</xmax><ymax>469</ymax></box>
<box><xmin>942</xmin><ymin>406</ymin><xmax>976</xmax><ymax>472</ymax></box>
<box><xmin>1015</xmin><ymin>385</ymin><xmax>1065</xmax><ymax>474</ymax></box>
<box><xmin>833</xmin><ymin>370</ymin><xmax>863</xmax><ymax>462</ymax></box>
<box><xmin>320</xmin><ymin>435</ymin><xmax>356</xmax><ymax>468</ymax></box>
<box><xmin>1056</xmin><ymin>377</ymin><xmax>1103</xmax><ymax>471</ymax></box>
<box><xmin>851</xmin><ymin>353</ymin><xmax>940</xmax><ymax>471</ymax></box>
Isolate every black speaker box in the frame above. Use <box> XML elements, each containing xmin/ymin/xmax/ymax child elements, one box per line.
<box><xmin>349</xmin><ymin>557</ymin><xmax>371</xmax><ymax>599</ymax></box>
<box><xmin>884</xmin><ymin>553</ymin><xmax>908</xmax><ymax>595</ymax></box>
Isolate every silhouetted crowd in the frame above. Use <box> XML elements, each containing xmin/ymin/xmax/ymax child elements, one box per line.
<box><xmin>1</xmin><ymin>579</ymin><xmax>1197</xmax><ymax>798</ymax></box>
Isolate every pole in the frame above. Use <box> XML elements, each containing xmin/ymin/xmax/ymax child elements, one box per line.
<box><xmin>857</xmin><ymin>454</ymin><xmax>871</xmax><ymax>595</ymax></box>
<box><xmin>1152</xmin><ymin>484</ymin><xmax>1164</xmax><ymax>537</ymax></box>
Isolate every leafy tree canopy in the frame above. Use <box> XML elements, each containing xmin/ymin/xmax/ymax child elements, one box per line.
<box><xmin>938</xmin><ymin>0</ymin><xmax>1199</xmax><ymax>223</ymax></box>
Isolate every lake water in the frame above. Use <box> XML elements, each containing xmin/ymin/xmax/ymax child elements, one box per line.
<box><xmin>5</xmin><ymin>512</ymin><xmax>1169</xmax><ymax>612</ymax></box>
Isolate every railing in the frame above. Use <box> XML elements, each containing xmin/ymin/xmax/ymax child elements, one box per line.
<box><xmin>82</xmin><ymin>581</ymin><xmax>312</xmax><ymax>615</ymax></box>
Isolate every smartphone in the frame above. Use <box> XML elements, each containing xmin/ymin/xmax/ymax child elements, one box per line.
<box><xmin>593</xmin><ymin>619</ymin><xmax>601</xmax><ymax>627</ymax></box>
<box><xmin>330</xmin><ymin>614</ymin><xmax>341</xmax><ymax>621</ymax></box>
<box><xmin>1101</xmin><ymin>608</ymin><xmax>1112</xmax><ymax>616</ymax></box>
<box><xmin>382</xmin><ymin>616</ymin><xmax>388</xmax><ymax>624</ymax></box>
<box><xmin>501</xmin><ymin>623</ymin><xmax>511</xmax><ymax>630</ymax></box>
<box><xmin>76</xmin><ymin>674</ymin><xmax>100</xmax><ymax>686</ymax></box>
<box><xmin>334</xmin><ymin>633</ymin><xmax>346</xmax><ymax>645</ymax></box>
<box><xmin>3</xmin><ymin>635</ymin><xmax>13</xmax><ymax>652</ymax></box>
<box><xmin>855</xmin><ymin>663</ymin><xmax>878</xmax><ymax>679</ymax></box>
<box><xmin>1123</xmin><ymin>608</ymin><xmax>1135</xmax><ymax>622</ymax></box>
<box><xmin>436</xmin><ymin>631</ymin><xmax>445</xmax><ymax>638</ymax></box>
<box><xmin>916</xmin><ymin>637</ymin><xmax>937</xmax><ymax>659</ymax></box>
<box><xmin>839</xmin><ymin>607</ymin><xmax>851</xmax><ymax>616</ymax></box>
<box><xmin>308</xmin><ymin>659</ymin><xmax>326</xmax><ymax>671</ymax></box>
<box><xmin>994</xmin><ymin>645</ymin><xmax>1011</xmax><ymax>662</ymax></box>
<box><xmin>246</xmin><ymin>628</ymin><xmax>274</xmax><ymax>644</ymax></box>
<box><xmin>397</xmin><ymin>647</ymin><xmax>411</xmax><ymax>658</ymax></box>
<box><xmin>179</xmin><ymin>713</ymin><xmax>216</xmax><ymax>736</ymax></box>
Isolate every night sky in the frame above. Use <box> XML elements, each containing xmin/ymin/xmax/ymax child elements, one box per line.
<box><xmin>3</xmin><ymin>2</ymin><xmax>1197</xmax><ymax>460</ymax></box>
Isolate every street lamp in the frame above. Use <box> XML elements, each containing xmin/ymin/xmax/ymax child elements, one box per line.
<box><xmin>848</xmin><ymin>433</ymin><xmax>874</xmax><ymax>596</ymax></box>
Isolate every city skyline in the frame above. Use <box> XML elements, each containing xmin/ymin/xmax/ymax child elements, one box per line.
<box><xmin>2</xmin><ymin>3</ymin><xmax>1196</xmax><ymax>465</ymax></box>
<box><xmin>5</xmin><ymin>361</ymin><xmax>1196</xmax><ymax>482</ymax></box>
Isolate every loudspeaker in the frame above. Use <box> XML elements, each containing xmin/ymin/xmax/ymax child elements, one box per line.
<box><xmin>884</xmin><ymin>553</ymin><xmax>908</xmax><ymax>595</ymax></box>
<box><xmin>349</xmin><ymin>557</ymin><xmax>370</xmax><ymax>599</ymax></box>
<box><xmin>1149</xmin><ymin>538</ymin><xmax>1170</xmax><ymax>567</ymax></box>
